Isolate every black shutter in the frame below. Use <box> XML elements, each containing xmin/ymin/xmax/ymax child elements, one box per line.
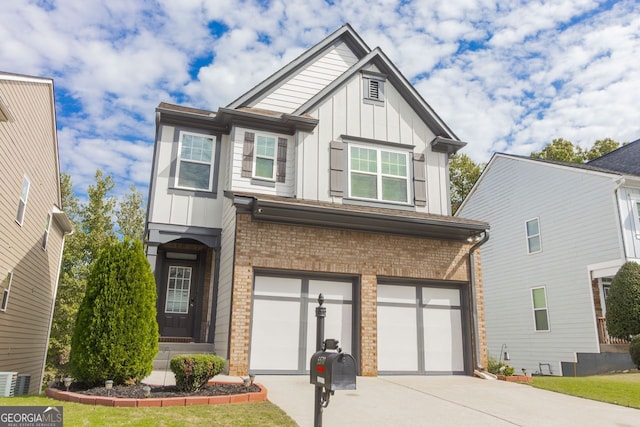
<box><xmin>241</xmin><ymin>132</ymin><xmax>255</xmax><ymax>178</ymax></box>
<box><xmin>276</xmin><ymin>137</ymin><xmax>287</xmax><ymax>183</ymax></box>
<box><xmin>330</xmin><ymin>140</ymin><xmax>344</xmax><ymax>196</ymax></box>
<box><xmin>413</xmin><ymin>152</ymin><xmax>427</xmax><ymax>207</ymax></box>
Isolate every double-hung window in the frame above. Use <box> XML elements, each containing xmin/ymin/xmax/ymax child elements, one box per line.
<box><xmin>531</xmin><ymin>287</ymin><xmax>549</xmax><ymax>331</ymax></box>
<box><xmin>254</xmin><ymin>135</ymin><xmax>277</xmax><ymax>180</ymax></box>
<box><xmin>176</xmin><ymin>132</ymin><xmax>215</xmax><ymax>191</ymax></box>
<box><xmin>633</xmin><ymin>200</ymin><xmax>640</xmax><ymax>239</ymax></box>
<box><xmin>42</xmin><ymin>212</ymin><xmax>52</xmax><ymax>251</ymax></box>
<box><xmin>349</xmin><ymin>145</ymin><xmax>410</xmax><ymax>203</ymax></box>
<box><xmin>1</xmin><ymin>272</ymin><xmax>12</xmax><ymax>312</ymax></box>
<box><xmin>16</xmin><ymin>176</ymin><xmax>30</xmax><ymax>226</ymax></box>
<box><xmin>525</xmin><ymin>218</ymin><xmax>541</xmax><ymax>254</ymax></box>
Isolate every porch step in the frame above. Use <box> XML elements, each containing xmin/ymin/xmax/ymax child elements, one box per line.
<box><xmin>153</xmin><ymin>342</ymin><xmax>216</xmax><ymax>371</ymax></box>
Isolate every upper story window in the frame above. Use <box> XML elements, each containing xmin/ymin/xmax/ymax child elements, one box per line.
<box><xmin>348</xmin><ymin>144</ymin><xmax>410</xmax><ymax>204</ymax></box>
<box><xmin>241</xmin><ymin>131</ymin><xmax>288</xmax><ymax>183</ymax></box>
<box><xmin>531</xmin><ymin>287</ymin><xmax>550</xmax><ymax>331</ymax></box>
<box><xmin>362</xmin><ymin>71</ymin><xmax>386</xmax><ymax>106</ymax></box>
<box><xmin>633</xmin><ymin>200</ymin><xmax>640</xmax><ymax>239</ymax></box>
<box><xmin>1</xmin><ymin>271</ymin><xmax>12</xmax><ymax>312</ymax></box>
<box><xmin>16</xmin><ymin>176</ymin><xmax>30</xmax><ymax>226</ymax></box>
<box><xmin>42</xmin><ymin>212</ymin><xmax>52</xmax><ymax>251</ymax></box>
<box><xmin>176</xmin><ymin>132</ymin><xmax>215</xmax><ymax>191</ymax></box>
<box><xmin>525</xmin><ymin>217</ymin><xmax>541</xmax><ymax>254</ymax></box>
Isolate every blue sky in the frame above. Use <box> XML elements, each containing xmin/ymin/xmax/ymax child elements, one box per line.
<box><xmin>2</xmin><ymin>0</ymin><xmax>639</xmax><ymax>201</ymax></box>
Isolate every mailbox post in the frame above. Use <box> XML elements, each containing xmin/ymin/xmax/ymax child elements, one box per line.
<box><xmin>311</xmin><ymin>294</ymin><xmax>357</xmax><ymax>427</ymax></box>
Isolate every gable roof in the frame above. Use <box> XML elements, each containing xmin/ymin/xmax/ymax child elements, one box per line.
<box><xmin>587</xmin><ymin>138</ymin><xmax>640</xmax><ymax>176</ymax></box>
<box><xmin>227</xmin><ymin>24</ymin><xmax>460</xmax><ymax>142</ymax></box>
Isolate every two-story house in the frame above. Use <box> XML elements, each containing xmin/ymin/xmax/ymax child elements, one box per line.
<box><xmin>457</xmin><ymin>144</ymin><xmax>640</xmax><ymax>376</ymax></box>
<box><xmin>145</xmin><ymin>24</ymin><xmax>490</xmax><ymax>377</ymax></box>
<box><xmin>0</xmin><ymin>72</ymin><xmax>73</xmax><ymax>394</ymax></box>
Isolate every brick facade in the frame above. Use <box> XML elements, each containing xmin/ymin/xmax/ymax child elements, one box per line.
<box><xmin>227</xmin><ymin>213</ymin><xmax>487</xmax><ymax>376</ymax></box>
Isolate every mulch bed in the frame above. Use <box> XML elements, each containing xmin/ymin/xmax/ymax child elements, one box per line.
<box><xmin>56</xmin><ymin>382</ymin><xmax>261</xmax><ymax>399</ymax></box>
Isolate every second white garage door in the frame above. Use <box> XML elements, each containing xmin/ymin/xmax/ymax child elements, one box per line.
<box><xmin>377</xmin><ymin>284</ymin><xmax>466</xmax><ymax>374</ymax></box>
<box><xmin>249</xmin><ymin>275</ymin><xmax>354</xmax><ymax>374</ymax></box>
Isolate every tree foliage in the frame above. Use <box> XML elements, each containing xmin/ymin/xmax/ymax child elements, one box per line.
<box><xmin>450</xmin><ymin>154</ymin><xmax>484</xmax><ymax>214</ymax></box>
<box><xmin>585</xmin><ymin>138</ymin><xmax>620</xmax><ymax>161</ymax></box>
<box><xmin>69</xmin><ymin>239</ymin><xmax>158</xmax><ymax>386</ymax></box>
<box><xmin>530</xmin><ymin>137</ymin><xmax>620</xmax><ymax>163</ymax></box>
<box><xmin>116</xmin><ymin>185</ymin><xmax>146</xmax><ymax>241</ymax></box>
<box><xmin>605</xmin><ymin>262</ymin><xmax>640</xmax><ymax>339</ymax></box>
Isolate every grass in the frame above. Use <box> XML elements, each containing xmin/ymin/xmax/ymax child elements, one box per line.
<box><xmin>0</xmin><ymin>396</ymin><xmax>298</xmax><ymax>426</ymax></box>
<box><xmin>531</xmin><ymin>373</ymin><xmax>640</xmax><ymax>409</ymax></box>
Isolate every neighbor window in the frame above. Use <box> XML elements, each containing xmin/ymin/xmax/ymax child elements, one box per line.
<box><xmin>531</xmin><ymin>287</ymin><xmax>549</xmax><ymax>331</ymax></box>
<box><xmin>176</xmin><ymin>132</ymin><xmax>215</xmax><ymax>191</ymax></box>
<box><xmin>16</xmin><ymin>176</ymin><xmax>30</xmax><ymax>226</ymax></box>
<box><xmin>1</xmin><ymin>271</ymin><xmax>12</xmax><ymax>312</ymax></box>
<box><xmin>349</xmin><ymin>145</ymin><xmax>409</xmax><ymax>203</ymax></box>
<box><xmin>634</xmin><ymin>201</ymin><xmax>640</xmax><ymax>238</ymax></box>
<box><xmin>254</xmin><ymin>135</ymin><xmax>277</xmax><ymax>180</ymax></box>
<box><xmin>525</xmin><ymin>218</ymin><xmax>541</xmax><ymax>254</ymax></box>
<box><xmin>42</xmin><ymin>213</ymin><xmax>52</xmax><ymax>251</ymax></box>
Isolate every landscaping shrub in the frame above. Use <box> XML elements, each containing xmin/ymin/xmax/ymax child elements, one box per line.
<box><xmin>170</xmin><ymin>354</ymin><xmax>226</xmax><ymax>392</ymax></box>
<box><xmin>487</xmin><ymin>355</ymin><xmax>514</xmax><ymax>376</ymax></box>
<box><xmin>630</xmin><ymin>335</ymin><xmax>640</xmax><ymax>369</ymax></box>
<box><xmin>69</xmin><ymin>238</ymin><xmax>159</xmax><ymax>386</ymax></box>
<box><xmin>606</xmin><ymin>262</ymin><xmax>640</xmax><ymax>339</ymax></box>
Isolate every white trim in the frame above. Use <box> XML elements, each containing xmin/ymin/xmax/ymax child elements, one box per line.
<box><xmin>0</xmin><ymin>73</ymin><xmax>52</xmax><ymax>84</ymax></box>
<box><xmin>631</xmin><ymin>199</ymin><xmax>640</xmax><ymax>239</ymax></box>
<box><xmin>531</xmin><ymin>286</ymin><xmax>550</xmax><ymax>332</ymax></box>
<box><xmin>588</xmin><ymin>259</ymin><xmax>624</xmax><ymax>279</ymax></box>
<box><xmin>525</xmin><ymin>217</ymin><xmax>542</xmax><ymax>254</ymax></box>
<box><xmin>175</xmin><ymin>131</ymin><xmax>215</xmax><ymax>191</ymax></box>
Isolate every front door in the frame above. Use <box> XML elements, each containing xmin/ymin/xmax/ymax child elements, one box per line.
<box><xmin>159</xmin><ymin>261</ymin><xmax>198</xmax><ymax>338</ymax></box>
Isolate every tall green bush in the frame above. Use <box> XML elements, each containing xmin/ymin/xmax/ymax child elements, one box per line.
<box><xmin>630</xmin><ymin>335</ymin><xmax>640</xmax><ymax>369</ymax></box>
<box><xmin>606</xmin><ymin>262</ymin><xmax>640</xmax><ymax>339</ymax></box>
<box><xmin>69</xmin><ymin>238</ymin><xmax>158</xmax><ymax>386</ymax></box>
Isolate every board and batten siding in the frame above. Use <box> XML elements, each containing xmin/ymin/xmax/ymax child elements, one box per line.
<box><xmin>617</xmin><ymin>186</ymin><xmax>640</xmax><ymax>260</ymax></box>
<box><xmin>148</xmin><ymin>124</ymin><xmax>225</xmax><ymax>229</ymax></box>
<box><xmin>458</xmin><ymin>156</ymin><xmax>623</xmax><ymax>375</ymax></box>
<box><xmin>0</xmin><ymin>78</ymin><xmax>66</xmax><ymax>394</ymax></box>
<box><xmin>252</xmin><ymin>41</ymin><xmax>359</xmax><ymax>114</ymax></box>
<box><xmin>213</xmin><ymin>197</ymin><xmax>237</xmax><ymax>360</ymax></box>
<box><xmin>297</xmin><ymin>66</ymin><xmax>448</xmax><ymax>214</ymax></box>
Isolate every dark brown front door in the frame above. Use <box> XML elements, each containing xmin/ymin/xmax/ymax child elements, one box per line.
<box><xmin>159</xmin><ymin>260</ymin><xmax>198</xmax><ymax>338</ymax></box>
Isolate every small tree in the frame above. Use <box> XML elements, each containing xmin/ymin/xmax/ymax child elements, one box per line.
<box><xmin>606</xmin><ymin>262</ymin><xmax>640</xmax><ymax>339</ymax></box>
<box><xmin>69</xmin><ymin>238</ymin><xmax>158</xmax><ymax>385</ymax></box>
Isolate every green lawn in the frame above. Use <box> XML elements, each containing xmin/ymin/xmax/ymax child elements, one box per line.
<box><xmin>0</xmin><ymin>396</ymin><xmax>298</xmax><ymax>426</ymax></box>
<box><xmin>531</xmin><ymin>373</ymin><xmax>640</xmax><ymax>409</ymax></box>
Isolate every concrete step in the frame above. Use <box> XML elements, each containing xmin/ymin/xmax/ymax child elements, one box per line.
<box><xmin>153</xmin><ymin>343</ymin><xmax>216</xmax><ymax>370</ymax></box>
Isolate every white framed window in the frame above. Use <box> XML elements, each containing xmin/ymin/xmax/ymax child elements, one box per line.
<box><xmin>253</xmin><ymin>135</ymin><xmax>277</xmax><ymax>180</ymax></box>
<box><xmin>16</xmin><ymin>176</ymin><xmax>30</xmax><ymax>226</ymax></box>
<box><xmin>600</xmin><ymin>277</ymin><xmax>613</xmax><ymax>316</ymax></box>
<box><xmin>165</xmin><ymin>266</ymin><xmax>192</xmax><ymax>314</ymax></box>
<box><xmin>633</xmin><ymin>200</ymin><xmax>640</xmax><ymax>239</ymax></box>
<box><xmin>175</xmin><ymin>131</ymin><xmax>215</xmax><ymax>191</ymax></box>
<box><xmin>348</xmin><ymin>144</ymin><xmax>410</xmax><ymax>204</ymax></box>
<box><xmin>42</xmin><ymin>213</ymin><xmax>52</xmax><ymax>251</ymax></box>
<box><xmin>1</xmin><ymin>271</ymin><xmax>12</xmax><ymax>312</ymax></box>
<box><xmin>525</xmin><ymin>217</ymin><xmax>542</xmax><ymax>254</ymax></box>
<box><xmin>531</xmin><ymin>287</ymin><xmax>550</xmax><ymax>331</ymax></box>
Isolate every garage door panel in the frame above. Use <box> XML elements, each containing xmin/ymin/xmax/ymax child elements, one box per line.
<box><xmin>377</xmin><ymin>305</ymin><xmax>418</xmax><ymax>371</ymax></box>
<box><xmin>250</xmin><ymin>299</ymin><xmax>301</xmax><ymax>370</ymax></box>
<box><xmin>422</xmin><ymin>287</ymin><xmax>460</xmax><ymax>306</ymax></box>
<box><xmin>378</xmin><ymin>284</ymin><xmax>416</xmax><ymax>304</ymax></box>
<box><xmin>423</xmin><ymin>308</ymin><xmax>464</xmax><ymax>372</ymax></box>
<box><xmin>254</xmin><ymin>276</ymin><xmax>301</xmax><ymax>297</ymax></box>
<box><xmin>309</xmin><ymin>280</ymin><xmax>352</xmax><ymax>301</ymax></box>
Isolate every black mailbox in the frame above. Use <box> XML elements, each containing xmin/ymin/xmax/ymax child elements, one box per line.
<box><xmin>310</xmin><ymin>351</ymin><xmax>357</xmax><ymax>391</ymax></box>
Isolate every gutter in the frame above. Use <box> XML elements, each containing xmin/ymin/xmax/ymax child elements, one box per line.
<box><xmin>469</xmin><ymin>230</ymin><xmax>490</xmax><ymax>371</ymax></box>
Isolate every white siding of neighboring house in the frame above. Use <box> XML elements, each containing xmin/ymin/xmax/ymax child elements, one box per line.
<box><xmin>458</xmin><ymin>156</ymin><xmax>624</xmax><ymax>375</ymax></box>
<box><xmin>214</xmin><ymin>197</ymin><xmax>236</xmax><ymax>360</ymax></box>
<box><xmin>148</xmin><ymin>124</ymin><xmax>225</xmax><ymax>229</ymax></box>
<box><xmin>617</xmin><ymin>185</ymin><xmax>640</xmax><ymax>260</ymax></box>
<box><xmin>252</xmin><ymin>41</ymin><xmax>359</xmax><ymax>114</ymax></box>
<box><xmin>229</xmin><ymin>126</ymin><xmax>296</xmax><ymax>197</ymax></box>
<box><xmin>297</xmin><ymin>65</ymin><xmax>449</xmax><ymax>214</ymax></box>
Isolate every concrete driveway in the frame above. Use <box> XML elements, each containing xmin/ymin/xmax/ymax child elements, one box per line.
<box><xmin>260</xmin><ymin>375</ymin><xmax>640</xmax><ymax>427</ymax></box>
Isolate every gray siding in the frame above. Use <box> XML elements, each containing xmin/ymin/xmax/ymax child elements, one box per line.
<box><xmin>214</xmin><ymin>197</ymin><xmax>236</xmax><ymax>361</ymax></box>
<box><xmin>0</xmin><ymin>77</ymin><xmax>66</xmax><ymax>394</ymax></box>
<box><xmin>458</xmin><ymin>156</ymin><xmax>623</xmax><ymax>375</ymax></box>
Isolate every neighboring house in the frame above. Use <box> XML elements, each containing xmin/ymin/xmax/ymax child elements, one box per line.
<box><xmin>457</xmin><ymin>146</ymin><xmax>640</xmax><ymax>376</ymax></box>
<box><xmin>0</xmin><ymin>72</ymin><xmax>73</xmax><ymax>394</ymax></box>
<box><xmin>145</xmin><ymin>24</ymin><xmax>490</xmax><ymax>377</ymax></box>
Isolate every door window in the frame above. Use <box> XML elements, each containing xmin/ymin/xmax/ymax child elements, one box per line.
<box><xmin>165</xmin><ymin>266</ymin><xmax>192</xmax><ymax>313</ymax></box>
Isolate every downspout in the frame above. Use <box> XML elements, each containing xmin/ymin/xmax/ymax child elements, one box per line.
<box><xmin>469</xmin><ymin>230</ymin><xmax>490</xmax><ymax>371</ymax></box>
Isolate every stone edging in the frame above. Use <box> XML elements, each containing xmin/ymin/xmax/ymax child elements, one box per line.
<box><xmin>497</xmin><ymin>375</ymin><xmax>532</xmax><ymax>383</ymax></box>
<box><xmin>45</xmin><ymin>382</ymin><xmax>268</xmax><ymax>407</ymax></box>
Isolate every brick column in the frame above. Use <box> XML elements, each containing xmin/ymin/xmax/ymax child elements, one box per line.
<box><xmin>227</xmin><ymin>265</ymin><xmax>253</xmax><ymax>376</ymax></box>
<box><xmin>360</xmin><ymin>274</ymin><xmax>378</xmax><ymax>376</ymax></box>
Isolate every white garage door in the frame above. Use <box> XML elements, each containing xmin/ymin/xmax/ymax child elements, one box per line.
<box><xmin>377</xmin><ymin>284</ymin><xmax>465</xmax><ymax>374</ymax></box>
<box><xmin>249</xmin><ymin>275</ymin><xmax>353</xmax><ymax>373</ymax></box>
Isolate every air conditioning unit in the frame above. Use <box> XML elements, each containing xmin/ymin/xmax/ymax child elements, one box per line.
<box><xmin>0</xmin><ymin>372</ymin><xmax>17</xmax><ymax>397</ymax></box>
<box><xmin>15</xmin><ymin>374</ymin><xmax>31</xmax><ymax>395</ymax></box>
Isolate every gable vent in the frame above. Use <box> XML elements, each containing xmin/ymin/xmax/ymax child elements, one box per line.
<box><xmin>369</xmin><ymin>79</ymin><xmax>380</xmax><ymax>100</ymax></box>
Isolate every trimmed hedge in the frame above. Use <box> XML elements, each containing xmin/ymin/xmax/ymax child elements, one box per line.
<box><xmin>630</xmin><ymin>335</ymin><xmax>640</xmax><ymax>369</ymax></box>
<box><xmin>606</xmin><ymin>262</ymin><xmax>640</xmax><ymax>339</ymax></box>
<box><xmin>170</xmin><ymin>354</ymin><xmax>226</xmax><ymax>392</ymax></box>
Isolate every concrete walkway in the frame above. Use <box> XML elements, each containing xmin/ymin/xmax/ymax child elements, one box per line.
<box><xmin>259</xmin><ymin>375</ymin><xmax>640</xmax><ymax>427</ymax></box>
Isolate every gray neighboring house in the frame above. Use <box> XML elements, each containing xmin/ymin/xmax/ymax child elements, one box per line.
<box><xmin>0</xmin><ymin>72</ymin><xmax>73</xmax><ymax>394</ymax></box>
<box><xmin>457</xmin><ymin>143</ymin><xmax>640</xmax><ymax>376</ymax></box>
